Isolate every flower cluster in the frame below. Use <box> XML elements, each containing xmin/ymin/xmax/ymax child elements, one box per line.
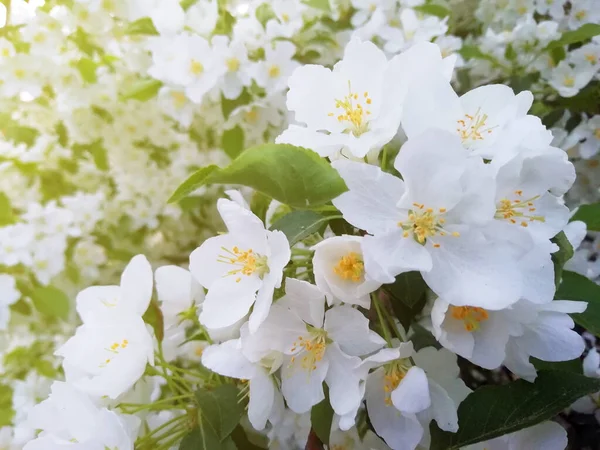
<box><xmin>1</xmin><ymin>0</ymin><xmax>600</xmax><ymax>449</ymax></box>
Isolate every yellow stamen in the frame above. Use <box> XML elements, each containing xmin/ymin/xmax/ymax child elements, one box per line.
<box><xmin>450</xmin><ymin>306</ymin><xmax>489</xmax><ymax>332</ymax></box>
<box><xmin>333</xmin><ymin>252</ymin><xmax>364</xmax><ymax>282</ymax></box>
<box><xmin>217</xmin><ymin>246</ymin><xmax>269</xmax><ymax>279</ymax></box>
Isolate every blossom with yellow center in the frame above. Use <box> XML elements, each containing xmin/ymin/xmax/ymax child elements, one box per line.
<box><xmin>398</xmin><ymin>203</ymin><xmax>459</xmax><ymax>247</ymax></box>
<box><xmin>575</xmin><ymin>10</ymin><xmax>587</xmax><ymax>21</ymax></box>
<box><xmin>290</xmin><ymin>328</ymin><xmax>329</xmax><ymax>372</ymax></box>
<box><xmin>383</xmin><ymin>361</ymin><xmax>410</xmax><ymax>406</ymax></box>
<box><xmin>226</xmin><ymin>57</ymin><xmax>240</xmax><ymax>72</ymax></box>
<box><xmin>170</xmin><ymin>91</ymin><xmax>187</xmax><ymax>108</ymax></box>
<box><xmin>268</xmin><ymin>64</ymin><xmax>281</xmax><ymax>78</ymax></box>
<box><xmin>495</xmin><ymin>190</ymin><xmax>545</xmax><ymax>227</ymax></box>
<box><xmin>189</xmin><ymin>59</ymin><xmax>204</xmax><ymax>75</ymax></box>
<box><xmin>333</xmin><ymin>252</ymin><xmax>364</xmax><ymax>282</ymax></box>
<box><xmin>585</xmin><ymin>53</ymin><xmax>598</xmax><ymax>64</ymax></box>
<box><xmin>217</xmin><ymin>246</ymin><xmax>269</xmax><ymax>282</ymax></box>
<box><xmin>1</xmin><ymin>48</ymin><xmax>9</xmax><ymax>57</ymax></box>
<box><xmin>456</xmin><ymin>108</ymin><xmax>495</xmax><ymax>143</ymax></box>
<box><xmin>328</xmin><ymin>81</ymin><xmax>372</xmax><ymax>137</ymax></box>
<box><xmin>450</xmin><ymin>306</ymin><xmax>489</xmax><ymax>332</ymax></box>
<box><xmin>563</xmin><ymin>76</ymin><xmax>575</xmax><ymax>87</ymax></box>
<box><xmin>594</xmin><ymin>128</ymin><xmax>600</xmax><ymax>140</ymax></box>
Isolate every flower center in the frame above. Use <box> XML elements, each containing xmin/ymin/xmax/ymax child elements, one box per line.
<box><xmin>226</xmin><ymin>57</ymin><xmax>240</xmax><ymax>72</ymax></box>
<box><xmin>268</xmin><ymin>64</ymin><xmax>281</xmax><ymax>78</ymax></box>
<box><xmin>383</xmin><ymin>361</ymin><xmax>410</xmax><ymax>406</ymax></box>
<box><xmin>398</xmin><ymin>204</ymin><xmax>459</xmax><ymax>247</ymax></box>
<box><xmin>575</xmin><ymin>10</ymin><xmax>587</xmax><ymax>20</ymax></box>
<box><xmin>245</xmin><ymin>109</ymin><xmax>259</xmax><ymax>123</ymax></box>
<box><xmin>171</xmin><ymin>91</ymin><xmax>187</xmax><ymax>108</ymax></box>
<box><xmin>290</xmin><ymin>329</ymin><xmax>328</xmax><ymax>372</ymax></box>
<box><xmin>333</xmin><ymin>252</ymin><xmax>364</xmax><ymax>282</ymax></box>
<box><xmin>217</xmin><ymin>246</ymin><xmax>269</xmax><ymax>282</ymax></box>
<box><xmin>1</xmin><ymin>48</ymin><xmax>9</xmax><ymax>57</ymax></box>
<box><xmin>585</xmin><ymin>53</ymin><xmax>597</xmax><ymax>64</ymax></box>
<box><xmin>450</xmin><ymin>306</ymin><xmax>489</xmax><ymax>332</ymax></box>
<box><xmin>328</xmin><ymin>81</ymin><xmax>372</xmax><ymax>137</ymax></box>
<box><xmin>189</xmin><ymin>59</ymin><xmax>204</xmax><ymax>75</ymax></box>
<box><xmin>456</xmin><ymin>108</ymin><xmax>495</xmax><ymax>145</ymax></box>
<box><xmin>281</xmin><ymin>13</ymin><xmax>290</xmax><ymax>22</ymax></box>
<box><xmin>594</xmin><ymin>129</ymin><xmax>600</xmax><ymax>140</ymax></box>
<box><xmin>563</xmin><ymin>76</ymin><xmax>575</xmax><ymax>87</ymax></box>
<box><xmin>495</xmin><ymin>190</ymin><xmax>545</xmax><ymax>227</ymax></box>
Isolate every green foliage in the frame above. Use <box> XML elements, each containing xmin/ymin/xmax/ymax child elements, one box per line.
<box><xmin>414</xmin><ymin>3</ymin><xmax>451</xmax><ymax>18</ymax></box>
<box><xmin>0</xmin><ymin>384</ymin><xmax>14</xmax><ymax>427</ymax></box>
<box><xmin>270</xmin><ymin>210</ymin><xmax>333</xmax><ymax>246</ymax></box>
<box><xmin>195</xmin><ymin>384</ymin><xmax>244</xmax><ymax>441</ymax></box>
<box><xmin>302</xmin><ymin>0</ymin><xmax>331</xmax><ymax>13</ymax></box>
<box><xmin>180</xmin><ymin>0</ymin><xmax>198</xmax><ymax>10</ymax></box>
<box><xmin>556</xmin><ymin>270</ymin><xmax>600</xmax><ymax>337</ymax></box>
<box><xmin>311</xmin><ymin>385</ymin><xmax>334</xmax><ymax>446</ymax></box>
<box><xmin>74</xmin><ymin>58</ymin><xmax>98</xmax><ymax>83</ymax></box>
<box><xmin>221</xmin><ymin>126</ymin><xmax>245</xmax><ymax>159</ymax></box>
<box><xmin>221</xmin><ymin>89</ymin><xmax>252</xmax><ymax>119</ymax></box>
<box><xmin>143</xmin><ymin>298</ymin><xmax>165</xmax><ymax>342</ymax></box>
<box><xmin>125</xmin><ymin>17</ymin><xmax>159</xmax><ymax>35</ymax></box>
<box><xmin>0</xmin><ymin>193</ymin><xmax>15</xmax><ymax>226</ymax></box>
<box><xmin>430</xmin><ymin>370</ymin><xmax>600</xmax><ymax>449</ymax></box>
<box><xmin>458</xmin><ymin>45</ymin><xmax>499</xmax><ymax>65</ymax></box>
<box><xmin>179</xmin><ymin>425</ymin><xmax>223</xmax><ymax>450</ymax></box>
<box><xmin>382</xmin><ymin>272</ymin><xmax>428</xmax><ymax>331</ymax></box>
<box><xmin>550</xmin><ymin>231</ymin><xmax>574</xmax><ymax>288</ymax></box>
<box><xmin>571</xmin><ymin>203</ymin><xmax>600</xmax><ymax>231</ymax></box>
<box><xmin>249</xmin><ymin>191</ymin><xmax>271</xmax><ymax>224</ymax></box>
<box><xmin>30</xmin><ymin>285</ymin><xmax>70</xmax><ymax>320</ymax></box>
<box><xmin>169</xmin><ymin>144</ymin><xmax>347</xmax><ymax>208</ymax></box>
<box><xmin>546</xmin><ymin>23</ymin><xmax>600</xmax><ymax>50</ymax></box>
<box><xmin>255</xmin><ymin>3</ymin><xmax>276</xmax><ymax>28</ymax></box>
<box><xmin>532</xmin><ymin>357</ymin><xmax>583</xmax><ymax>374</ymax></box>
<box><xmin>3</xmin><ymin>341</ymin><xmax>57</xmax><ymax>379</ymax></box>
<box><xmin>120</xmin><ymin>79</ymin><xmax>163</xmax><ymax>102</ymax></box>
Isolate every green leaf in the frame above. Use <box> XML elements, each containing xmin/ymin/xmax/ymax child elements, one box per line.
<box><xmin>121</xmin><ymin>78</ymin><xmax>163</xmax><ymax>102</ymax></box>
<box><xmin>571</xmin><ymin>203</ymin><xmax>600</xmax><ymax>231</ymax></box>
<box><xmin>311</xmin><ymin>385</ymin><xmax>334</xmax><ymax>446</ymax></box>
<box><xmin>504</xmin><ymin>43</ymin><xmax>516</xmax><ymax>61</ymax></box>
<box><xmin>180</xmin><ymin>424</ymin><xmax>222</xmax><ymax>450</ymax></box>
<box><xmin>458</xmin><ymin>45</ymin><xmax>499</xmax><ymax>65</ymax></box>
<box><xmin>125</xmin><ymin>17</ymin><xmax>159</xmax><ymax>35</ymax></box>
<box><xmin>413</xmin><ymin>4</ymin><xmax>450</xmax><ymax>18</ymax></box>
<box><xmin>546</xmin><ymin>23</ymin><xmax>600</xmax><ymax>50</ymax></box>
<box><xmin>74</xmin><ymin>58</ymin><xmax>97</xmax><ymax>83</ymax></box>
<box><xmin>270</xmin><ymin>210</ymin><xmax>333</xmax><ymax>246</ymax></box>
<box><xmin>181</xmin><ymin>0</ymin><xmax>198</xmax><ymax>10</ymax></box>
<box><xmin>231</xmin><ymin>425</ymin><xmax>268</xmax><ymax>450</ymax></box>
<box><xmin>550</xmin><ymin>231</ymin><xmax>573</xmax><ymax>288</ymax></box>
<box><xmin>221</xmin><ymin>89</ymin><xmax>252</xmax><ymax>119</ymax></box>
<box><xmin>430</xmin><ymin>370</ymin><xmax>600</xmax><ymax>450</ymax></box>
<box><xmin>169</xmin><ymin>144</ymin><xmax>347</xmax><ymax>208</ymax></box>
<box><xmin>0</xmin><ymin>384</ymin><xmax>14</xmax><ymax>427</ymax></box>
<box><xmin>30</xmin><ymin>285</ymin><xmax>70</xmax><ymax>320</ymax></box>
<box><xmin>532</xmin><ymin>357</ymin><xmax>582</xmax><ymax>374</ymax></box>
<box><xmin>255</xmin><ymin>3</ymin><xmax>276</xmax><ymax>27</ymax></box>
<box><xmin>250</xmin><ymin>191</ymin><xmax>271</xmax><ymax>224</ymax></box>
<box><xmin>302</xmin><ymin>0</ymin><xmax>331</xmax><ymax>12</ymax></box>
<box><xmin>143</xmin><ymin>298</ymin><xmax>164</xmax><ymax>342</ymax></box>
<box><xmin>556</xmin><ymin>270</ymin><xmax>600</xmax><ymax>337</ymax></box>
<box><xmin>382</xmin><ymin>272</ymin><xmax>428</xmax><ymax>331</ymax></box>
<box><xmin>0</xmin><ymin>193</ymin><xmax>15</xmax><ymax>226</ymax></box>
<box><xmin>221</xmin><ymin>126</ymin><xmax>245</xmax><ymax>159</ymax></box>
<box><xmin>195</xmin><ymin>384</ymin><xmax>244</xmax><ymax>440</ymax></box>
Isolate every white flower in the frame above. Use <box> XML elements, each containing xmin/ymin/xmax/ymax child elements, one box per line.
<box><xmin>76</xmin><ymin>254</ymin><xmax>153</xmax><ymax>324</ymax></box>
<box><xmin>189</xmin><ymin>198</ymin><xmax>290</xmax><ymax>333</ymax></box>
<box><xmin>56</xmin><ymin>315</ymin><xmax>155</xmax><ymax>399</ymax></box>
<box><xmin>363</xmin><ymin>345</ymin><xmax>469</xmax><ymax>450</ymax></box>
<box><xmin>465</xmin><ymin>421</ymin><xmax>568</xmax><ymax>450</ymax></box>
<box><xmin>567</xmin><ymin>115</ymin><xmax>600</xmax><ymax>159</ymax></box>
<box><xmin>251</xmin><ymin>40</ymin><xmax>299</xmax><ymax>93</ymax></box>
<box><xmin>24</xmin><ymin>381</ymin><xmax>140</xmax><ymax>450</ymax></box>
<box><xmin>0</xmin><ymin>274</ymin><xmax>20</xmax><ymax>330</ymax></box>
<box><xmin>401</xmin><ymin>73</ymin><xmax>534</xmax><ymax>159</ymax></box>
<box><xmin>567</xmin><ymin>0</ymin><xmax>600</xmax><ymax>30</ymax></box>
<box><xmin>379</xmin><ymin>8</ymin><xmax>448</xmax><ymax>54</ymax></box>
<box><xmin>149</xmin><ymin>0</ymin><xmax>184</xmax><ymax>35</ymax></box>
<box><xmin>332</xmin><ymin>130</ymin><xmax>523</xmax><ymax>310</ymax></box>
<box><xmin>211</xmin><ymin>35</ymin><xmax>252</xmax><ymax>100</ymax></box>
<box><xmin>548</xmin><ymin>61</ymin><xmax>595</xmax><ymax>98</ymax></box>
<box><xmin>503</xmin><ymin>300</ymin><xmax>587</xmax><ymax>381</ymax></box>
<box><xmin>245</xmin><ymin>278</ymin><xmax>385</xmax><ymax>417</ymax></box>
<box><xmin>266</xmin><ymin>0</ymin><xmax>305</xmax><ymax>38</ymax></box>
<box><xmin>312</xmin><ymin>235</ymin><xmax>381</xmax><ymax>308</ymax></box>
<box><xmin>157</xmin><ymin>86</ymin><xmax>195</xmax><ymax>128</ymax></box>
<box><xmin>202</xmin><ymin>338</ymin><xmax>284</xmax><ymax>430</ymax></box>
<box><xmin>277</xmin><ymin>39</ymin><xmax>454</xmax><ymax>159</ymax></box>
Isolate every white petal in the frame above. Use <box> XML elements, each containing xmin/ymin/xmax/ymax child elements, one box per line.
<box><xmin>281</xmin><ymin>278</ymin><xmax>326</xmax><ymax>328</ymax></box>
<box><xmin>281</xmin><ymin>356</ymin><xmax>328</xmax><ymax>413</ymax></box>
<box><xmin>325</xmin><ymin>343</ymin><xmax>363</xmax><ymax>416</ymax></box>
<box><xmin>201</xmin><ymin>340</ymin><xmax>256</xmax><ymax>379</ymax></box>
<box><xmin>391</xmin><ymin>366</ymin><xmax>431</xmax><ymax>414</ymax></box>
<box><xmin>200</xmin><ymin>276</ymin><xmax>260</xmax><ymax>329</ymax></box>
<box><xmin>120</xmin><ymin>254</ymin><xmax>153</xmax><ymax>316</ymax></box>
<box><xmin>76</xmin><ymin>285</ymin><xmax>122</xmax><ymax>324</ymax></box>
<box><xmin>248</xmin><ymin>369</ymin><xmax>275</xmax><ymax>430</ymax></box>
<box><xmin>428</xmin><ymin>379</ymin><xmax>459</xmax><ymax>432</ymax></box>
<box><xmin>325</xmin><ymin>305</ymin><xmax>385</xmax><ymax>356</ymax></box>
